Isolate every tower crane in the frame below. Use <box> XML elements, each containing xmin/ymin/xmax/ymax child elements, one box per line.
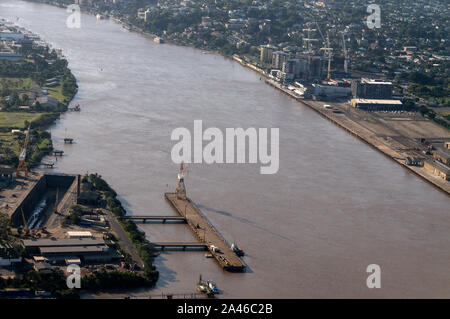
<box><xmin>302</xmin><ymin>28</ymin><xmax>319</xmax><ymax>54</ymax></box>
<box><xmin>341</xmin><ymin>31</ymin><xmax>349</xmax><ymax>74</ymax></box>
<box><xmin>16</xmin><ymin>123</ymin><xmax>31</xmax><ymax>177</ymax></box>
<box><xmin>320</xmin><ymin>33</ymin><xmax>333</xmax><ymax>80</ymax></box>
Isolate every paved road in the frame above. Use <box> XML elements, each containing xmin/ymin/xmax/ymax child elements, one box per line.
<box><xmin>103</xmin><ymin>209</ymin><xmax>145</xmax><ymax>270</ymax></box>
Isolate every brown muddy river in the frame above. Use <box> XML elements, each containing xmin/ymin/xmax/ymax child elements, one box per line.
<box><xmin>1</xmin><ymin>0</ymin><xmax>448</xmax><ymax>298</ymax></box>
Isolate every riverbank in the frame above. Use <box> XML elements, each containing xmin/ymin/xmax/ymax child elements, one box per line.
<box><xmin>262</xmin><ymin>77</ymin><xmax>450</xmax><ymax>195</ymax></box>
<box><xmin>231</xmin><ymin>52</ymin><xmax>450</xmax><ymax>195</ymax></box>
<box><xmin>0</xmin><ymin>21</ymin><xmax>78</xmax><ymax>170</ymax></box>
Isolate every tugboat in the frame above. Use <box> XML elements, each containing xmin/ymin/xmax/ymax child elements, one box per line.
<box><xmin>196</xmin><ymin>275</ymin><xmax>216</xmax><ymax>297</ymax></box>
<box><xmin>231</xmin><ymin>243</ymin><xmax>245</xmax><ymax>257</ymax></box>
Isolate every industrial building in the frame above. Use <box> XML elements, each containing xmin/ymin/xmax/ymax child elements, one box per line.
<box><xmin>312</xmin><ymin>84</ymin><xmax>351</xmax><ymax>100</ymax></box>
<box><xmin>424</xmin><ymin>160</ymin><xmax>450</xmax><ymax>181</ymax></box>
<box><xmin>433</xmin><ymin>149</ymin><xmax>450</xmax><ymax>166</ymax></box>
<box><xmin>445</xmin><ymin>141</ymin><xmax>450</xmax><ymax>150</ymax></box>
<box><xmin>23</xmin><ymin>237</ymin><xmax>120</xmax><ymax>264</ymax></box>
<box><xmin>350</xmin><ymin>99</ymin><xmax>404</xmax><ymax>111</ymax></box>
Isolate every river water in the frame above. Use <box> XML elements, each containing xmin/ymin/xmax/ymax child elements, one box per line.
<box><xmin>1</xmin><ymin>0</ymin><xmax>449</xmax><ymax>298</ymax></box>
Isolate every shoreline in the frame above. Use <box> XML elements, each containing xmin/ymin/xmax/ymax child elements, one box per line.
<box><xmin>18</xmin><ymin>1</ymin><xmax>449</xmax><ymax>196</ymax></box>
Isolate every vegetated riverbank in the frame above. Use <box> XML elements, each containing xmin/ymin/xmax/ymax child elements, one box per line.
<box><xmin>82</xmin><ymin>174</ymin><xmax>159</xmax><ymax>281</ymax></box>
<box><xmin>0</xmin><ymin>21</ymin><xmax>78</xmax><ymax>170</ymax></box>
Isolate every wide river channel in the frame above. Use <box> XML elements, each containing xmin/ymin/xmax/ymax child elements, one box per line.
<box><xmin>1</xmin><ymin>0</ymin><xmax>449</xmax><ymax>298</ymax></box>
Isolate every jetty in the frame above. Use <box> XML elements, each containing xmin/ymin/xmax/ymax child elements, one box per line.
<box><xmin>152</xmin><ymin>242</ymin><xmax>208</xmax><ymax>251</ymax></box>
<box><xmin>124</xmin><ymin>215</ymin><xmax>186</xmax><ymax>223</ymax></box>
<box><xmin>64</xmin><ymin>138</ymin><xmax>74</xmax><ymax>144</ymax></box>
<box><xmin>165</xmin><ymin>192</ymin><xmax>245</xmax><ymax>272</ymax></box>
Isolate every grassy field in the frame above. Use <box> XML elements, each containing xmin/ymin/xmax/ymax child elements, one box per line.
<box><xmin>47</xmin><ymin>83</ymin><xmax>65</xmax><ymax>103</ymax></box>
<box><xmin>0</xmin><ymin>132</ymin><xmax>20</xmax><ymax>156</ymax></box>
<box><xmin>0</xmin><ymin>112</ymin><xmax>44</xmax><ymax>129</ymax></box>
<box><xmin>0</xmin><ymin>77</ymin><xmax>33</xmax><ymax>91</ymax></box>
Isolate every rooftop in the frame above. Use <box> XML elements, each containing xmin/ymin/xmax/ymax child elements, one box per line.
<box><xmin>361</xmin><ymin>78</ymin><xmax>393</xmax><ymax>85</ymax></box>
<box><xmin>40</xmin><ymin>245</ymin><xmax>110</xmax><ymax>254</ymax></box>
<box><xmin>23</xmin><ymin>237</ymin><xmax>105</xmax><ymax>248</ymax></box>
<box><xmin>351</xmin><ymin>99</ymin><xmax>403</xmax><ymax>105</ymax></box>
<box><xmin>426</xmin><ymin>160</ymin><xmax>450</xmax><ymax>174</ymax></box>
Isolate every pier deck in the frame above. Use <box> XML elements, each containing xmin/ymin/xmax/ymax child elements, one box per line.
<box><xmin>152</xmin><ymin>242</ymin><xmax>208</xmax><ymax>251</ymax></box>
<box><xmin>165</xmin><ymin>193</ymin><xmax>246</xmax><ymax>272</ymax></box>
<box><xmin>124</xmin><ymin>215</ymin><xmax>186</xmax><ymax>223</ymax></box>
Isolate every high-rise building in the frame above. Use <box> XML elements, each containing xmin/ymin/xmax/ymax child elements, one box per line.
<box><xmin>351</xmin><ymin>79</ymin><xmax>393</xmax><ymax>99</ymax></box>
<box><xmin>260</xmin><ymin>45</ymin><xmax>276</xmax><ymax>64</ymax></box>
<box><xmin>272</xmin><ymin>51</ymin><xmax>289</xmax><ymax>69</ymax></box>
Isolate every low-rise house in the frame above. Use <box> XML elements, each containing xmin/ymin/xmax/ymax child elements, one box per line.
<box><xmin>35</xmin><ymin>95</ymin><xmax>60</xmax><ymax>109</ymax></box>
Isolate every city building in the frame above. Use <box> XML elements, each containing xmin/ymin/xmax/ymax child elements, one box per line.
<box><xmin>351</xmin><ymin>78</ymin><xmax>393</xmax><ymax>99</ymax></box>
<box><xmin>260</xmin><ymin>44</ymin><xmax>276</xmax><ymax>64</ymax></box>
<box><xmin>272</xmin><ymin>51</ymin><xmax>289</xmax><ymax>69</ymax></box>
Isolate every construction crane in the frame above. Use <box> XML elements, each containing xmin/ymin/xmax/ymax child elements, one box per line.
<box><xmin>175</xmin><ymin>162</ymin><xmax>187</xmax><ymax>200</ymax></box>
<box><xmin>16</xmin><ymin>123</ymin><xmax>31</xmax><ymax>177</ymax></box>
<box><xmin>320</xmin><ymin>33</ymin><xmax>333</xmax><ymax>80</ymax></box>
<box><xmin>302</xmin><ymin>28</ymin><xmax>319</xmax><ymax>54</ymax></box>
<box><xmin>341</xmin><ymin>31</ymin><xmax>349</xmax><ymax>74</ymax></box>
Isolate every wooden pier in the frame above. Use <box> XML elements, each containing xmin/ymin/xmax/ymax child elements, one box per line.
<box><xmin>124</xmin><ymin>215</ymin><xmax>186</xmax><ymax>223</ymax></box>
<box><xmin>52</xmin><ymin>150</ymin><xmax>64</xmax><ymax>156</ymax></box>
<box><xmin>64</xmin><ymin>138</ymin><xmax>74</xmax><ymax>144</ymax></box>
<box><xmin>165</xmin><ymin>193</ymin><xmax>246</xmax><ymax>272</ymax></box>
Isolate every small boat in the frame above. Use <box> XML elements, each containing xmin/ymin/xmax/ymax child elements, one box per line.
<box><xmin>196</xmin><ymin>275</ymin><xmax>216</xmax><ymax>297</ymax></box>
<box><xmin>206</xmin><ymin>280</ymin><xmax>219</xmax><ymax>294</ymax></box>
<box><xmin>154</xmin><ymin>37</ymin><xmax>164</xmax><ymax>44</ymax></box>
<box><xmin>231</xmin><ymin>243</ymin><xmax>245</xmax><ymax>257</ymax></box>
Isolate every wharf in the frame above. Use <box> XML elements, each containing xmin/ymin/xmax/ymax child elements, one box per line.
<box><xmin>165</xmin><ymin>193</ymin><xmax>246</xmax><ymax>272</ymax></box>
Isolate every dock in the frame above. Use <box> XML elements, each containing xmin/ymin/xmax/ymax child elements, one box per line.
<box><xmin>52</xmin><ymin>150</ymin><xmax>64</xmax><ymax>156</ymax></box>
<box><xmin>124</xmin><ymin>215</ymin><xmax>186</xmax><ymax>223</ymax></box>
<box><xmin>164</xmin><ymin>192</ymin><xmax>246</xmax><ymax>272</ymax></box>
<box><xmin>64</xmin><ymin>138</ymin><xmax>74</xmax><ymax>144</ymax></box>
<box><xmin>152</xmin><ymin>242</ymin><xmax>208</xmax><ymax>251</ymax></box>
